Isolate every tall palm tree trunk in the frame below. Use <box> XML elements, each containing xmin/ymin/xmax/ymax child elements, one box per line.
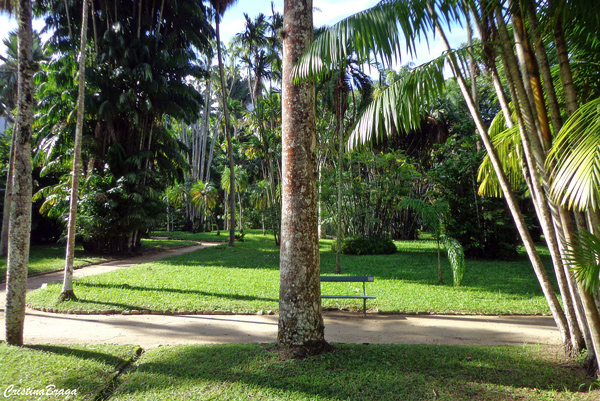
<box><xmin>215</xmin><ymin>20</ymin><xmax>236</xmax><ymax>247</ymax></box>
<box><xmin>278</xmin><ymin>0</ymin><xmax>326</xmax><ymax>348</ymax></box>
<box><xmin>5</xmin><ymin>0</ymin><xmax>34</xmax><ymax>346</ymax></box>
<box><xmin>61</xmin><ymin>0</ymin><xmax>89</xmax><ymax>301</ymax></box>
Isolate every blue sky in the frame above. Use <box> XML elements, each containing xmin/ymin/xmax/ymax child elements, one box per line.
<box><xmin>0</xmin><ymin>0</ymin><xmax>468</xmax><ymax>70</ymax></box>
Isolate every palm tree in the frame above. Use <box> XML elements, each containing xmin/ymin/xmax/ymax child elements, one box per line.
<box><xmin>0</xmin><ymin>31</ymin><xmax>45</xmax><ymax>257</ymax></box>
<box><xmin>278</xmin><ymin>0</ymin><xmax>327</xmax><ymax>350</ymax></box>
<box><xmin>190</xmin><ymin>180</ymin><xmax>218</xmax><ymax>231</ymax></box>
<box><xmin>293</xmin><ymin>0</ymin><xmax>600</xmax><ymax>369</ymax></box>
<box><xmin>60</xmin><ymin>0</ymin><xmax>89</xmax><ymax>302</ymax></box>
<box><xmin>233</xmin><ymin>13</ymin><xmax>269</xmax><ymax>107</ymax></box>
<box><xmin>4</xmin><ymin>0</ymin><xmax>35</xmax><ymax>346</ymax></box>
<box><xmin>209</xmin><ymin>0</ymin><xmax>238</xmax><ymax>247</ymax></box>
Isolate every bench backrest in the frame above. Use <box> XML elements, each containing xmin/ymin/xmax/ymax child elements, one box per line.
<box><xmin>320</xmin><ymin>275</ymin><xmax>374</xmax><ymax>283</ymax></box>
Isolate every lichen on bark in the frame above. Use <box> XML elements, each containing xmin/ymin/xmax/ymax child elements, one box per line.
<box><xmin>278</xmin><ymin>0</ymin><xmax>327</xmax><ymax>349</ymax></box>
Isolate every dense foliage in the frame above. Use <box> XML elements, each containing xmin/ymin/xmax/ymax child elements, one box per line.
<box><xmin>32</xmin><ymin>0</ymin><xmax>213</xmax><ymax>253</ymax></box>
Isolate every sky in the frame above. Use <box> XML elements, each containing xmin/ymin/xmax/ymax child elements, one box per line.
<box><xmin>0</xmin><ymin>0</ymin><xmax>468</xmax><ymax>71</ymax></box>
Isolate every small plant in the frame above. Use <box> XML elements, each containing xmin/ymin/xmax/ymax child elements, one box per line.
<box><xmin>331</xmin><ymin>237</ymin><xmax>397</xmax><ymax>255</ymax></box>
<box><xmin>444</xmin><ymin>237</ymin><xmax>465</xmax><ymax>287</ymax></box>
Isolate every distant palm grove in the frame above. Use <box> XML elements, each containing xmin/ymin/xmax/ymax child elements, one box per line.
<box><xmin>1</xmin><ymin>0</ymin><xmax>600</xmax><ymax>372</ymax></box>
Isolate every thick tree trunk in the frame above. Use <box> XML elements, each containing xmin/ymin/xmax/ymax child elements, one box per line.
<box><xmin>61</xmin><ymin>0</ymin><xmax>89</xmax><ymax>301</ymax></box>
<box><xmin>278</xmin><ymin>0</ymin><xmax>326</xmax><ymax>348</ymax></box>
<box><xmin>5</xmin><ymin>0</ymin><xmax>34</xmax><ymax>346</ymax></box>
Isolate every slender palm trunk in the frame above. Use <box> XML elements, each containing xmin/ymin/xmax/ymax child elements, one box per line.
<box><xmin>335</xmin><ymin>79</ymin><xmax>344</xmax><ymax>274</ymax></box>
<box><xmin>278</xmin><ymin>0</ymin><xmax>326</xmax><ymax>348</ymax></box>
<box><xmin>61</xmin><ymin>0</ymin><xmax>89</xmax><ymax>301</ymax></box>
<box><xmin>504</xmin><ymin>6</ymin><xmax>583</xmax><ymax>352</ymax></box>
<box><xmin>552</xmin><ymin>7</ymin><xmax>600</xmax><ymax>369</ymax></box>
<box><xmin>1</xmin><ymin>128</ymin><xmax>17</xmax><ymax>256</ymax></box>
<box><xmin>5</xmin><ymin>0</ymin><xmax>34</xmax><ymax>346</ymax></box>
<box><xmin>215</xmin><ymin>20</ymin><xmax>236</xmax><ymax>247</ymax></box>
<box><xmin>429</xmin><ymin>7</ymin><xmax>570</xmax><ymax>347</ymax></box>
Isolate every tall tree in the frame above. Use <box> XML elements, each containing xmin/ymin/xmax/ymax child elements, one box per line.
<box><xmin>209</xmin><ymin>0</ymin><xmax>238</xmax><ymax>247</ymax></box>
<box><xmin>60</xmin><ymin>0</ymin><xmax>88</xmax><ymax>301</ymax></box>
<box><xmin>292</xmin><ymin>0</ymin><xmax>600</xmax><ymax>365</ymax></box>
<box><xmin>4</xmin><ymin>0</ymin><xmax>34</xmax><ymax>346</ymax></box>
<box><xmin>0</xmin><ymin>32</ymin><xmax>45</xmax><ymax>256</ymax></box>
<box><xmin>278</xmin><ymin>0</ymin><xmax>327</xmax><ymax>349</ymax></box>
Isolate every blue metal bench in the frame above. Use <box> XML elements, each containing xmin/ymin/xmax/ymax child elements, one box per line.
<box><xmin>320</xmin><ymin>275</ymin><xmax>376</xmax><ymax>317</ymax></box>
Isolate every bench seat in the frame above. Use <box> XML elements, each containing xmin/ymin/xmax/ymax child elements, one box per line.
<box><xmin>320</xmin><ymin>275</ymin><xmax>376</xmax><ymax>316</ymax></box>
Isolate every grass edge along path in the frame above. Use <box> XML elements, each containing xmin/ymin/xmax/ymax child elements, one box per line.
<box><xmin>2</xmin><ymin>343</ymin><xmax>595</xmax><ymax>401</ymax></box>
<box><xmin>0</xmin><ymin>238</ymin><xmax>199</xmax><ymax>281</ymax></box>
<box><xmin>26</xmin><ymin>230</ymin><xmax>558</xmax><ymax>316</ymax></box>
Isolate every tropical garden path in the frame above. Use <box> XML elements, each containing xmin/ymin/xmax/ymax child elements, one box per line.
<box><xmin>1</xmin><ymin>244</ymin><xmax>561</xmax><ymax>348</ymax></box>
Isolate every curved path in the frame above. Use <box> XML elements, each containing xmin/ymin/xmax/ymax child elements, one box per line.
<box><xmin>1</xmin><ymin>244</ymin><xmax>561</xmax><ymax>348</ymax></box>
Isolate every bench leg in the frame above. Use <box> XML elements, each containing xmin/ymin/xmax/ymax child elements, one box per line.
<box><xmin>363</xmin><ymin>298</ymin><xmax>366</xmax><ymax>317</ymax></box>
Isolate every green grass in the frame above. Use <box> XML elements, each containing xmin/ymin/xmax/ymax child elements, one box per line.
<box><xmin>0</xmin><ymin>238</ymin><xmax>198</xmax><ymax>280</ymax></box>
<box><xmin>2</xmin><ymin>343</ymin><xmax>596</xmax><ymax>400</ymax></box>
<box><xmin>27</xmin><ymin>230</ymin><xmax>560</xmax><ymax>315</ymax></box>
<box><xmin>152</xmin><ymin>230</ymin><xmax>229</xmax><ymax>242</ymax></box>
<box><xmin>112</xmin><ymin>344</ymin><xmax>598</xmax><ymax>400</ymax></box>
<box><xmin>0</xmin><ymin>343</ymin><xmax>140</xmax><ymax>400</ymax></box>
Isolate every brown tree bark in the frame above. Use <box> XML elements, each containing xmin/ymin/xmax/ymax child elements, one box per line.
<box><xmin>5</xmin><ymin>0</ymin><xmax>34</xmax><ymax>346</ymax></box>
<box><xmin>278</xmin><ymin>0</ymin><xmax>326</xmax><ymax>348</ymax></box>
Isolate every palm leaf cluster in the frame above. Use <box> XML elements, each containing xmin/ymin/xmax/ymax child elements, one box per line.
<box><xmin>547</xmin><ymin>97</ymin><xmax>600</xmax><ymax>212</ymax></box>
<box><xmin>30</xmin><ymin>0</ymin><xmax>214</xmax><ymax>253</ymax></box>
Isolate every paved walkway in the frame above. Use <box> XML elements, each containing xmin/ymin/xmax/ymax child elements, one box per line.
<box><xmin>1</xmin><ymin>244</ymin><xmax>561</xmax><ymax>348</ymax></box>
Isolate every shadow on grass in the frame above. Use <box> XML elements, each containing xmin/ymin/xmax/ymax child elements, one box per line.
<box><xmin>78</xmin><ymin>282</ymin><xmax>278</xmax><ymax>303</ymax></box>
<box><xmin>17</xmin><ymin>345</ymin><xmax>138</xmax><ymax>398</ymax></box>
<box><xmin>114</xmin><ymin>344</ymin><xmax>594</xmax><ymax>400</ymax></box>
<box><xmin>27</xmin><ymin>344</ymin><xmax>128</xmax><ymax>368</ymax></box>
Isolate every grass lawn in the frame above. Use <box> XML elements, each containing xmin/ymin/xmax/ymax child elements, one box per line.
<box><xmin>0</xmin><ymin>343</ymin><xmax>140</xmax><ymax>401</ymax></box>
<box><xmin>0</xmin><ymin>238</ymin><xmax>199</xmax><ymax>280</ymax></box>
<box><xmin>1</xmin><ymin>343</ymin><xmax>596</xmax><ymax>400</ymax></box>
<box><xmin>27</xmin><ymin>230</ymin><xmax>559</xmax><ymax>315</ymax></box>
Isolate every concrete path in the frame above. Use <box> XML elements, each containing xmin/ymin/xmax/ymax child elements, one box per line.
<box><xmin>1</xmin><ymin>244</ymin><xmax>561</xmax><ymax>348</ymax></box>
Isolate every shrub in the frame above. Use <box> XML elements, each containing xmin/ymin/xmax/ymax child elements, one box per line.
<box><xmin>331</xmin><ymin>237</ymin><xmax>397</xmax><ymax>255</ymax></box>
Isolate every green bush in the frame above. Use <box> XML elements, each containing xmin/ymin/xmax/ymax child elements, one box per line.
<box><xmin>331</xmin><ymin>237</ymin><xmax>397</xmax><ymax>255</ymax></box>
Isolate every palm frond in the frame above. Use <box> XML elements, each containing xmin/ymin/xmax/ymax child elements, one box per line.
<box><xmin>293</xmin><ymin>0</ymin><xmax>460</xmax><ymax>83</ymax></box>
<box><xmin>477</xmin><ymin>108</ymin><xmax>524</xmax><ymax>197</ymax></box>
<box><xmin>563</xmin><ymin>230</ymin><xmax>600</xmax><ymax>294</ymax></box>
<box><xmin>444</xmin><ymin>236</ymin><xmax>465</xmax><ymax>288</ymax></box>
<box><xmin>347</xmin><ymin>56</ymin><xmax>446</xmax><ymax>149</ymax></box>
<box><xmin>547</xmin><ymin>96</ymin><xmax>600</xmax><ymax>211</ymax></box>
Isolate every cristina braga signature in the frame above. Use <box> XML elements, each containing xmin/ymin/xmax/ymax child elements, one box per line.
<box><xmin>3</xmin><ymin>384</ymin><xmax>77</xmax><ymax>397</ymax></box>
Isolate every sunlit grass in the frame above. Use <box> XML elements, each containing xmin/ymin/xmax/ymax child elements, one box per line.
<box><xmin>27</xmin><ymin>230</ymin><xmax>558</xmax><ymax>315</ymax></box>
